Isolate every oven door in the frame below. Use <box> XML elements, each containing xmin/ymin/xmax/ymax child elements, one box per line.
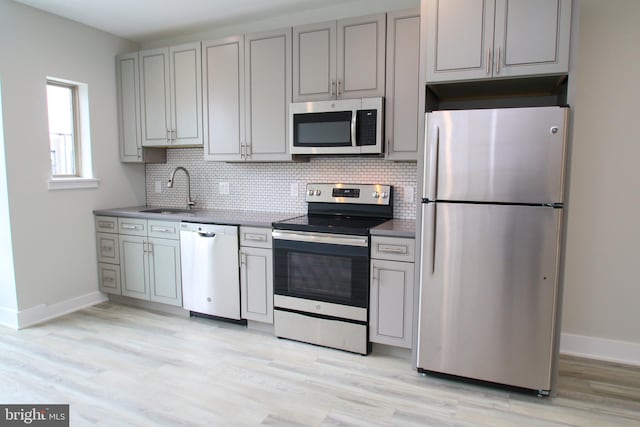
<box><xmin>272</xmin><ymin>230</ymin><xmax>370</xmax><ymax>308</ymax></box>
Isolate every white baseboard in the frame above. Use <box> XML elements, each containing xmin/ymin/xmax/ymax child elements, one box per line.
<box><xmin>0</xmin><ymin>306</ymin><xmax>18</xmax><ymax>329</ymax></box>
<box><xmin>560</xmin><ymin>332</ymin><xmax>640</xmax><ymax>366</ymax></box>
<box><xmin>17</xmin><ymin>291</ymin><xmax>107</xmax><ymax>329</ymax></box>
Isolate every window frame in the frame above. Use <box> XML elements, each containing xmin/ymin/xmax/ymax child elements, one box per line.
<box><xmin>46</xmin><ymin>79</ymin><xmax>83</xmax><ymax>178</ymax></box>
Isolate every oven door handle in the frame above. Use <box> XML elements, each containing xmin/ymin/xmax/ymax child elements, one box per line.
<box><xmin>272</xmin><ymin>230</ymin><xmax>368</xmax><ymax>247</ymax></box>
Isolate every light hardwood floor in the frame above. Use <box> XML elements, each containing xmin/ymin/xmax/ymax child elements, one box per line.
<box><xmin>1</xmin><ymin>302</ymin><xmax>639</xmax><ymax>426</ymax></box>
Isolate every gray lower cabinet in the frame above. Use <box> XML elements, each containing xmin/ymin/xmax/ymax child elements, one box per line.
<box><xmin>97</xmin><ymin>216</ymin><xmax>182</xmax><ymax>307</ymax></box>
<box><xmin>369</xmin><ymin>236</ymin><xmax>415</xmax><ymax>348</ymax></box>
<box><xmin>95</xmin><ymin>216</ymin><xmax>121</xmax><ymax>295</ymax></box>
<box><xmin>239</xmin><ymin>226</ymin><xmax>273</xmax><ymax>323</ymax></box>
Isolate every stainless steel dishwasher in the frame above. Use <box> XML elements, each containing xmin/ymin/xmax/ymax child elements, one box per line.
<box><xmin>180</xmin><ymin>222</ymin><xmax>240</xmax><ymax>320</ymax></box>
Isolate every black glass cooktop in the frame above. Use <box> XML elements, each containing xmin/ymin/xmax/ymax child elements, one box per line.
<box><xmin>273</xmin><ymin>214</ymin><xmax>389</xmax><ymax>236</ymax></box>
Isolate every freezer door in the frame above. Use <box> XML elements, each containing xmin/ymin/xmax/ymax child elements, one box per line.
<box><xmin>417</xmin><ymin>202</ymin><xmax>562</xmax><ymax>391</ymax></box>
<box><xmin>424</xmin><ymin>107</ymin><xmax>568</xmax><ymax>204</ymax></box>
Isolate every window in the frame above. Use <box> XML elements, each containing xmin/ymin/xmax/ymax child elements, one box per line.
<box><xmin>47</xmin><ymin>81</ymin><xmax>80</xmax><ymax>176</ymax></box>
<box><xmin>45</xmin><ymin>78</ymin><xmax>98</xmax><ymax>190</ymax></box>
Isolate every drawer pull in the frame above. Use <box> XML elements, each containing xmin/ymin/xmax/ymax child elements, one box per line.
<box><xmin>101</xmin><ymin>246</ymin><xmax>112</xmax><ymax>252</ymax></box>
<box><xmin>244</xmin><ymin>233</ymin><xmax>267</xmax><ymax>242</ymax></box>
<box><xmin>378</xmin><ymin>244</ymin><xmax>408</xmax><ymax>254</ymax></box>
<box><xmin>121</xmin><ymin>224</ymin><xmax>141</xmax><ymax>230</ymax></box>
<box><xmin>151</xmin><ymin>226</ymin><xmax>173</xmax><ymax>233</ymax></box>
<box><xmin>98</xmin><ymin>221</ymin><xmax>114</xmax><ymax>229</ymax></box>
<box><xmin>104</xmin><ymin>276</ymin><xmax>114</xmax><ymax>283</ymax></box>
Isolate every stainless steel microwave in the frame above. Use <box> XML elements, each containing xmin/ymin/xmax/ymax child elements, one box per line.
<box><xmin>289</xmin><ymin>97</ymin><xmax>383</xmax><ymax>155</ymax></box>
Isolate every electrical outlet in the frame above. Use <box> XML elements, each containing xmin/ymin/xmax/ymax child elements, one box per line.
<box><xmin>155</xmin><ymin>181</ymin><xmax>162</xmax><ymax>193</ymax></box>
<box><xmin>290</xmin><ymin>182</ymin><xmax>298</xmax><ymax>198</ymax></box>
<box><xmin>404</xmin><ymin>185</ymin><xmax>415</xmax><ymax>203</ymax></box>
<box><xmin>219</xmin><ymin>182</ymin><xmax>230</xmax><ymax>195</ymax></box>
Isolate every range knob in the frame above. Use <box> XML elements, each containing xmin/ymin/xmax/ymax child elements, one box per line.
<box><xmin>315</xmin><ymin>189</ymin><xmax>322</xmax><ymax>196</ymax></box>
<box><xmin>372</xmin><ymin>191</ymin><xmax>380</xmax><ymax>198</ymax></box>
<box><xmin>308</xmin><ymin>189</ymin><xmax>315</xmax><ymax>196</ymax></box>
<box><xmin>381</xmin><ymin>191</ymin><xmax>389</xmax><ymax>199</ymax></box>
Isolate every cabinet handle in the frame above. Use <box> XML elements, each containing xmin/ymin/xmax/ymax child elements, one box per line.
<box><xmin>143</xmin><ymin>241</ymin><xmax>148</xmax><ymax>253</ymax></box>
<box><xmin>104</xmin><ymin>276</ymin><xmax>114</xmax><ymax>283</ymax></box>
<box><xmin>148</xmin><ymin>242</ymin><xmax>153</xmax><ymax>255</ymax></box>
<box><xmin>331</xmin><ymin>80</ymin><xmax>336</xmax><ymax>97</ymax></box>
<box><xmin>240</xmin><ymin>143</ymin><xmax>245</xmax><ymax>159</ymax></box>
<box><xmin>246</xmin><ymin>143</ymin><xmax>251</xmax><ymax>157</ymax></box>
<box><xmin>379</xmin><ymin>244</ymin><xmax>408</xmax><ymax>254</ymax></box>
<box><xmin>171</xmin><ymin>129</ymin><xmax>177</xmax><ymax>142</ymax></box>
<box><xmin>244</xmin><ymin>233</ymin><xmax>266</xmax><ymax>242</ymax></box>
<box><xmin>101</xmin><ymin>245</ymin><xmax>112</xmax><ymax>252</ymax></box>
<box><xmin>151</xmin><ymin>226</ymin><xmax>172</xmax><ymax>233</ymax></box>
<box><xmin>98</xmin><ymin>221</ymin><xmax>114</xmax><ymax>229</ymax></box>
<box><xmin>337</xmin><ymin>80</ymin><xmax>342</xmax><ymax>97</ymax></box>
<box><xmin>166</xmin><ymin>128</ymin><xmax>171</xmax><ymax>143</ymax></box>
<box><xmin>372</xmin><ymin>266</ymin><xmax>378</xmax><ymax>282</ymax></box>
<box><xmin>486</xmin><ymin>49</ymin><xmax>492</xmax><ymax>75</ymax></box>
<box><xmin>240</xmin><ymin>251</ymin><xmax>247</xmax><ymax>266</ymax></box>
<box><xmin>121</xmin><ymin>224</ymin><xmax>140</xmax><ymax>230</ymax></box>
<box><xmin>496</xmin><ymin>47</ymin><xmax>501</xmax><ymax>74</ymax></box>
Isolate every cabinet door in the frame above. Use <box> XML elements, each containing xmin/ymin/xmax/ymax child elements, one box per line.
<box><xmin>493</xmin><ymin>0</ymin><xmax>571</xmax><ymax>78</ymax></box>
<box><xmin>140</xmin><ymin>47</ymin><xmax>171</xmax><ymax>146</ymax></box>
<box><xmin>293</xmin><ymin>21</ymin><xmax>336</xmax><ymax>101</ymax></box>
<box><xmin>116</xmin><ymin>52</ymin><xmax>142</xmax><ymax>162</ymax></box>
<box><xmin>169</xmin><ymin>42</ymin><xmax>203</xmax><ymax>146</ymax></box>
<box><xmin>370</xmin><ymin>259</ymin><xmax>414</xmax><ymax>348</ymax></box>
<box><xmin>244</xmin><ymin>29</ymin><xmax>292</xmax><ymax>161</ymax></box>
<box><xmin>385</xmin><ymin>9</ymin><xmax>420</xmax><ymax>161</ymax></box>
<box><xmin>337</xmin><ymin>14</ymin><xmax>386</xmax><ymax>99</ymax></box>
<box><xmin>98</xmin><ymin>262</ymin><xmax>121</xmax><ymax>295</ymax></box>
<box><xmin>425</xmin><ymin>0</ymin><xmax>495</xmax><ymax>83</ymax></box>
<box><xmin>240</xmin><ymin>247</ymin><xmax>273</xmax><ymax>323</ymax></box>
<box><xmin>202</xmin><ymin>36</ymin><xmax>244</xmax><ymax>161</ymax></box>
<box><xmin>120</xmin><ymin>235</ymin><xmax>150</xmax><ymax>300</ymax></box>
<box><xmin>148</xmin><ymin>238</ymin><xmax>182</xmax><ymax>306</ymax></box>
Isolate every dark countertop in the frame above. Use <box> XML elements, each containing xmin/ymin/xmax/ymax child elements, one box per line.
<box><xmin>370</xmin><ymin>218</ymin><xmax>416</xmax><ymax>238</ymax></box>
<box><xmin>93</xmin><ymin>206</ymin><xmax>298</xmax><ymax>228</ymax></box>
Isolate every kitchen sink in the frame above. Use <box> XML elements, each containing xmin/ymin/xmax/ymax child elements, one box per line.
<box><xmin>141</xmin><ymin>208</ymin><xmax>197</xmax><ymax>215</ymax></box>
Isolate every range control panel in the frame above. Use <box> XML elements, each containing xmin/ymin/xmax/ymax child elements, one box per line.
<box><xmin>305</xmin><ymin>183</ymin><xmax>391</xmax><ymax>205</ymax></box>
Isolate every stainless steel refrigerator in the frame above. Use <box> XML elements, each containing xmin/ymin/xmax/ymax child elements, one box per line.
<box><xmin>417</xmin><ymin>106</ymin><xmax>569</xmax><ymax>394</ymax></box>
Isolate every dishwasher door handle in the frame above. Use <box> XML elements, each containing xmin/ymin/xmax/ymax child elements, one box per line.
<box><xmin>197</xmin><ymin>231</ymin><xmax>216</xmax><ymax>238</ymax></box>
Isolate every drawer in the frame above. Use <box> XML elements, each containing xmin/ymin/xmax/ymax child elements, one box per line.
<box><xmin>97</xmin><ymin>232</ymin><xmax>120</xmax><ymax>264</ymax></box>
<box><xmin>118</xmin><ymin>217</ymin><xmax>147</xmax><ymax>236</ymax></box>
<box><xmin>148</xmin><ymin>220</ymin><xmax>180</xmax><ymax>240</ymax></box>
<box><xmin>95</xmin><ymin>216</ymin><xmax>118</xmax><ymax>233</ymax></box>
<box><xmin>239</xmin><ymin>226</ymin><xmax>272</xmax><ymax>249</ymax></box>
<box><xmin>98</xmin><ymin>262</ymin><xmax>121</xmax><ymax>295</ymax></box>
<box><xmin>371</xmin><ymin>236</ymin><xmax>415</xmax><ymax>262</ymax></box>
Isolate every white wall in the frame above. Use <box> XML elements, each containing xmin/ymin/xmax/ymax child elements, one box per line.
<box><xmin>561</xmin><ymin>0</ymin><xmax>640</xmax><ymax>364</ymax></box>
<box><xmin>0</xmin><ymin>0</ymin><xmax>145</xmax><ymax>327</ymax></box>
<box><xmin>0</xmin><ymin>81</ymin><xmax>18</xmax><ymax>328</ymax></box>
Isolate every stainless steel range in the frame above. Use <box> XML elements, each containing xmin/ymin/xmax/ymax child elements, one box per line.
<box><xmin>272</xmin><ymin>183</ymin><xmax>393</xmax><ymax>355</ymax></box>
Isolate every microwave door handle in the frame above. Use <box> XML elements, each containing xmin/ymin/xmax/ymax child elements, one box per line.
<box><xmin>351</xmin><ymin>110</ymin><xmax>357</xmax><ymax>147</ymax></box>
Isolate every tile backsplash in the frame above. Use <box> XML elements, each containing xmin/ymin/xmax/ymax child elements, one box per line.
<box><xmin>146</xmin><ymin>148</ymin><xmax>417</xmax><ymax>219</ymax></box>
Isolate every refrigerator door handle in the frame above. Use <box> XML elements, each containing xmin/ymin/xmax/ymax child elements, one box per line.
<box><xmin>431</xmin><ymin>205</ymin><xmax>437</xmax><ymax>274</ymax></box>
<box><xmin>424</xmin><ymin>120</ymin><xmax>440</xmax><ymax>200</ymax></box>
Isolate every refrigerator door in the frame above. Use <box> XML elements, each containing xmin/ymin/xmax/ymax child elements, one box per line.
<box><xmin>424</xmin><ymin>107</ymin><xmax>568</xmax><ymax>204</ymax></box>
<box><xmin>417</xmin><ymin>202</ymin><xmax>562</xmax><ymax>391</ymax></box>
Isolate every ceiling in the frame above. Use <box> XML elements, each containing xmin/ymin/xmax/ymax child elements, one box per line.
<box><xmin>13</xmin><ymin>0</ymin><xmax>354</xmax><ymax>43</ymax></box>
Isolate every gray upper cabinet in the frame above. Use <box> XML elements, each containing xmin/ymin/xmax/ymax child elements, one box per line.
<box><xmin>202</xmin><ymin>36</ymin><xmax>245</xmax><ymax>161</ymax></box>
<box><xmin>293</xmin><ymin>14</ymin><xmax>386</xmax><ymax>101</ymax></box>
<box><xmin>244</xmin><ymin>29</ymin><xmax>292</xmax><ymax>161</ymax></box>
<box><xmin>385</xmin><ymin>8</ymin><xmax>420</xmax><ymax>161</ymax></box>
<box><xmin>425</xmin><ymin>0</ymin><xmax>571</xmax><ymax>83</ymax></box>
<box><xmin>116</xmin><ymin>52</ymin><xmax>166</xmax><ymax>163</ymax></box>
<box><xmin>203</xmin><ymin>30</ymin><xmax>292</xmax><ymax>162</ymax></box>
<box><xmin>140</xmin><ymin>42</ymin><xmax>203</xmax><ymax>147</ymax></box>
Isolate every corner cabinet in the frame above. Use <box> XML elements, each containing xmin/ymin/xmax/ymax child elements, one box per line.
<box><xmin>239</xmin><ymin>227</ymin><xmax>273</xmax><ymax>324</ymax></box>
<box><xmin>139</xmin><ymin>43</ymin><xmax>203</xmax><ymax>147</ymax></box>
<box><xmin>385</xmin><ymin>8</ymin><xmax>420</xmax><ymax>161</ymax></box>
<box><xmin>292</xmin><ymin>14</ymin><xmax>386</xmax><ymax>101</ymax></box>
<box><xmin>369</xmin><ymin>236</ymin><xmax>415</xmax><ymax>348</ymax></box>
<box><xmin>425</xmin><ymin>0</ymin><xmax>572</xmax><ymax>83</ymax></box>
<box><xmin>116</xmin><ymin>218</ymin><xmax>183</xmax><ymax>307</ymax></box>
<box><xmin>115</xmin><ymin>53</ymin><xmax>166</xmax><ymax>163</ymax></box>
<box><xmin>203</xmin><ymin>29</ymin><xmax>292</xmax><ymax>161</ymax></box>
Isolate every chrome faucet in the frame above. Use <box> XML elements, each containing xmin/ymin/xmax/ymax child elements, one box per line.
<box><xmin>167</xmin><ymin>166</ymin><xmax>196</xmax><ymax>209</ymax></box>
